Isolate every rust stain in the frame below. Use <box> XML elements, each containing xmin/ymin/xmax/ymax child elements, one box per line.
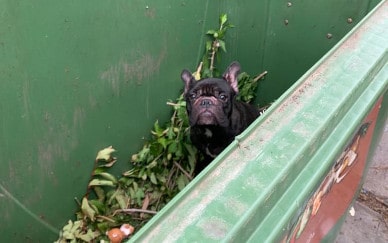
<box><xmin>36</xmin><ymin>106</ymin><xmax>86</xmax><ymax>187</ymax></box>
<box><xmin>101</xmin><ymin>64</ymin><xmax>121</xmax><ymax>96</ymax></box>
<box><xmin>122</xmin><ymin>52</ymin><xmax>163</xmax><ymax>82</ymax></box>
<box><xmin>37</xmin><ymin>142</ymin><xmax>60</xmax><ymax>186</ymax></box>
<box><xmin>100</xmin><ymin>46</ymin><xmax>167</xmax><ymax>96</ymax></box>
<box><xmin>88</xmin><ymin>93</ymin><xmax>98</xmax><ymax>109</ymax></box>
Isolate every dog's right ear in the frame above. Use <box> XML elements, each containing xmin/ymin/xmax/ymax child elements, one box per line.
<box><xmin>181</xmin><ymin>69</ymin><xmax>194</xmax><ymax>95</ymax></box>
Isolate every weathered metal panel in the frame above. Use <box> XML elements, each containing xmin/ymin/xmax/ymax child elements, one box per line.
<box><xmin>0</xmin><ymin>0</ymin><xmax>383</xmax><ymax>241</ymax></box>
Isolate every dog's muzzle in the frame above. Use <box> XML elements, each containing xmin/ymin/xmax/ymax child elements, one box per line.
<box><xmin>200</xmin><ymin>99</ymin><xmax>212</xmax><ymax>108</ymax></box>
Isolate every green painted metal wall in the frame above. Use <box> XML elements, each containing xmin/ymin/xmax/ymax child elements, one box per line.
<box><xmin>0</xmin><ymin>0</ymin><xmax>381</xmax><ymax>241</ymax></box>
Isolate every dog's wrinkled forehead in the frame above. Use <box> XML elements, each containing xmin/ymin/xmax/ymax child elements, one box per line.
<box><xmin>193</xmin><ymin>78</ymin><xmax>233</xmax><ymax>95</ymax></box>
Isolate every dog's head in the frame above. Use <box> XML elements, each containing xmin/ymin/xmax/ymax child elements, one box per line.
<box><xmin>181</xmin><ymin>62</ymin><xmax>240</xmax><ymax>127</ymax></box>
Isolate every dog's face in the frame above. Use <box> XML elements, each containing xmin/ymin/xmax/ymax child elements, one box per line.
<box><xmin>181</xmin><ymin>62</ymin><xmax>240</xmax><ymax>127</ymax></box>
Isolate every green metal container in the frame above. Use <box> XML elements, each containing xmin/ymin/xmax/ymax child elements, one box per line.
<box><xmin>130</xmin><ymin>1</ymin><xmax>388</xmax><ymax>242</ymax></box>
<box><xmin>0</xmin><ymin>0</ymin><xmax>386</xmax><ymax>242</ymax></box>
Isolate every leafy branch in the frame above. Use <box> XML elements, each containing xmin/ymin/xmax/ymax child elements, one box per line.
<box><xmin>204</xmin><ymin>14</ymin><xmax>234</xmax><ymax>77</ymax></box>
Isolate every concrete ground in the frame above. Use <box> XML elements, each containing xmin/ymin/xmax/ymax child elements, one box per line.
<box><xmin>336</xmin><ymin>121</ymin><xmax>388</xmax><ymax>242</ymax></box>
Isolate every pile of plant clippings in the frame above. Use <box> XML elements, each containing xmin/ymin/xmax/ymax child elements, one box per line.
<box><xmin>56</xmin><ymin>14</ymin><xmax>268</xmax><ymax>243</ymax></box>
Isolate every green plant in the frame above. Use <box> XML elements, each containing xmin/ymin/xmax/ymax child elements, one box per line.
<box><xmin>56</xmin><ymin>13</ymin><xmax>267</xmax><ymax>243</ymax></box>
<box><xmin>198</xmin><ymin>14</ymin><xmax>234</xmax><ymax>79</ymax></box>
<box><xmin>237</xmin><ymin>70</ymin><xmax>268</xmax><ymax>103</ymax></box>
<box><xmin>56</xmin><ymin>96</ymin><xmax>196</xmax><ymax>242</ymax></box>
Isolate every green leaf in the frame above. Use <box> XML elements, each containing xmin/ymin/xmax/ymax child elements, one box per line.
<box><xmin>98</xmin><ymin>159</ymin><xmax>117</xmax><ymax>168</ymax></box>
<box><xmin>95</xmin><ymin>172</ymin><xmax>117</xmax><ymax>184</ymax></box>
<box><xmin>88</xmin><ymin>199</ymin><xmax>106</xmax><ymax>214</ymax></box>
<box><xmin>129</xmin><ymin>187</ymin><xmax>136</xmax><ymax>199</ymax></box>
<box><xmin>168</xmin><ymin>142</ymin><xmax>178</xmax><ymax>154</ymax></box>
<box><xmin>141</xmin><ymin>171</ymin><xmax>147</xmax><ymax>181</ymax></box>
<box><xmin>115</xmin><ymin>189</ymin><xmax>128</xmax><ymax>209</ymax></box>
<box><xmin>75</xmin><ymin>229</ymin><xmax>100</xmax><ymax>242</ymax></box>
<box><xmin>157</xmin><ymin>137</ymin><xmax>168</xmax><ymax>149</ymax></box>
<box><xmin>93</xmin><ymin>187</ymin><xmax>106</xmax><ymax>201</ymax></box>
<box><xmin>218</xmin><ymin>40</ymin><xmax>227</xmax><ymax>52</ymax></box>
<box><xmin>206</xmin><ymin>29</ymin><xmax>216</xmax><ymax>35</ymax></box>
<box><xmin>205</xmin><ymin>40</ymin><xmax>212</xmax><ymax>51</ymax></box>
<box><xmin>62</xmin><ymin>220</ymin><xmax>74</xmax><ymax>233</ymax></box>
<box><xmin>148</xmin><ymin>144</ymin><xmax>162</xmax><ymax>158</ymax></box>
<box><xmin>135</xmin><ymin>188</ymin><xmax>145</xmax><ymax>205</ymax></box>
<box><xmin>167</xmin><ymin>127</ymin><xmax>176</xmax><ymax>139</ymax></box>
<box><xmin>175</xmin><ymin>142</ymin><xmax>184</xmax><ymax>157</ymax></box>
<box><xmin>135</xmin><ymin>146</ymin><xmax>151</xmax><ymax>162</ymax></box>
<box><xmin>188</xmin><ymin>153</ymin><xmax>197</xmax><ymax>172</ymax></box>
<box><xmin>95</xmin><ymin>146</ymin><xmax>116</xmax><ymax>161</ymax></box>
<box><xmin>146</xmin><ymin>160</ymin><xmax>158</xmax><ymax>169</ymax></box>
<box><xmin>88</xmin><ymin>179</ymin><xmax>116</xmax><ymax>187</ymax></box>
<box><xmin>156</xmin><ymin>173</ymin><xmax>167</xmax><ymax>184</ymax></box>
<box><xmin>150</xmin><ymin>173</ymin><xmax>158</xmax><ymax>185</ymax></box>
<box><xmin>133</xmin><ymin>181</ymin><xmax>139</xmax><ymax>191</ymax></box>
<box><xmin>122</xmin><ymin>168</ymin><xmax>136</xmax><ymax>177</ymax></box>
<box><xmin>96</xmin><ymin>222</ymin><xmax>111</xmax><ymax>235</ymax></box>
<box><xmin>152</xmin><ymin>120</ymin><xmax>167</xmax><ymax>137</ymax></box>
<box><xmin>177</xmin><ymin>174</ymin><xmax>187</xmax><ymax>191</ymax></box>
<box><xmin>220</xmin><ymin>13</ymin><xmax>228</xmax><ymax>26</ymax></box>
<box><xmin>60</xmin><ymin>220</ymin><xmax>79</xmax><ymax>240</ymax></box>
<box><xmin>81</xmin><ymin>197</ymin><xmax>96</xmax><ymax>221</ymax></box>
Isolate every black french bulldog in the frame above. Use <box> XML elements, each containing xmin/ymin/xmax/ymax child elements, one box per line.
<box><xmin>181</xmin><ymin>62</ymin><xmax>259</xmax><ymax>174</ymax></box>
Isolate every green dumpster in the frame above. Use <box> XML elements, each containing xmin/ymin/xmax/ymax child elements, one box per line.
<box><xmin>0</xmin><ymin>0</ymin><xmax>386</xmax><ymax>242</ymax></box>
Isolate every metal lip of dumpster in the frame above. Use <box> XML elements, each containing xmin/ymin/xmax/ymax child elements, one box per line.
<box><xmin>129</xmin><ymin>1</ymin><xmax>388</xmax><ymax>242</ymax></box>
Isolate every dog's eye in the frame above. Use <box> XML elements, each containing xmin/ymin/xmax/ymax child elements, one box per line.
<box><xmin>219</xmin><ymin>94</ymin><xmax>227</xmax><ymax>100</ymax></box>
<box><xmin>190</xmin><ymin>93</ymin><xmax>197</xmax><ymax>99</ymax></box>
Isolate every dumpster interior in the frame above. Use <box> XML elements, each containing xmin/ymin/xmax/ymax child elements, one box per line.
<box><xmin>0</xmin><ymin>0</ymin><xmax>384</xmax><ymax>242</ymax></box>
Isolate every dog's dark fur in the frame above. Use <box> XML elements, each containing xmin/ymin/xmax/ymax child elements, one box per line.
<box><xmin>181</xmin><ymin>62</ymin><xmax>259</xmax><ymax>174</ymax></box>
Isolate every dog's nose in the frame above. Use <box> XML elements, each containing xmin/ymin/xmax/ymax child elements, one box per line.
<box><xmin>200</xmin><ymin>99</ymin><xmax>212</xmax><ymax>107</ymax></box>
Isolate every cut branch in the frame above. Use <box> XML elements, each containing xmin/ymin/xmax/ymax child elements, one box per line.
<box><xmin>253</xmin><ymin>70</ymin><xmax>268</xmax><ymax>82</ymax></box>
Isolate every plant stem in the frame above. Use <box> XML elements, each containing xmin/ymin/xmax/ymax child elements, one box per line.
<box><xmin>96</xmin><ymin>215</ymin><xmax>116</xmax><ymax>223</ymax></box>
<box><xmin>253</xmin><ymin>70</ymin><xmax>268</xmax><ymax>82</ymax></box>
<box><xmin>113</xmin><ymin>208</ymin><xmax>158</xmax><ymax>216</ymax></box>
<box><xmin>209</xmin><ymin>40</ymin><xmax>218</xmax><ymax>76</ymax></box>
<box><xmin>173</xmin><ymin>161</ymin><xmax>193</xmax><ymax>180</ymax></box>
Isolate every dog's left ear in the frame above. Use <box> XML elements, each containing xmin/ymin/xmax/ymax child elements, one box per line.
<box><xmin>181</xmin><ymin>69</ymin><xmax>194</xmax><ymax>95</ymax></box>
<box><xmin>223</xmin><ymin>62</ymin><xmax>240</xmax><ymax>93</ymax></box>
